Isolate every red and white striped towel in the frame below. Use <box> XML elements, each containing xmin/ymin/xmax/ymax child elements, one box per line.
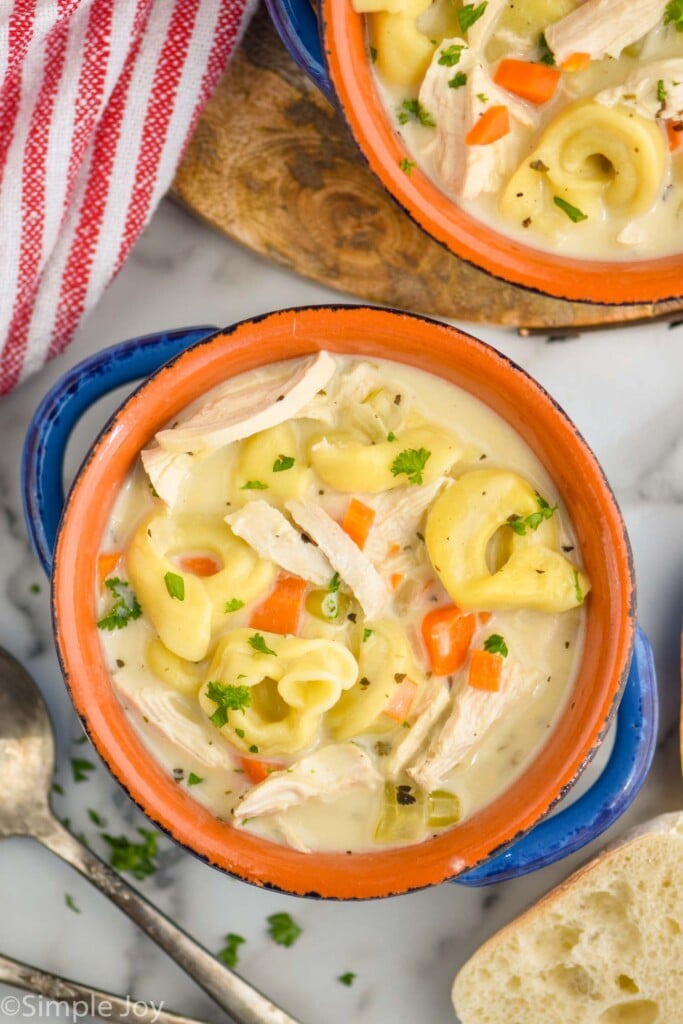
<box><xmin>0</xmin><ymin>0</ymin><xmax>257</xmax><ymax>396</ymax></box>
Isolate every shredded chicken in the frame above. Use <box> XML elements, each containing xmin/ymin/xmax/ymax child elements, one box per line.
<box><xmin>115</xmin><ymin>675</ymin><xmax>235</xmax><ymax>769</ymax></box>
<box><xmin>155</xmin><ymin>351</ymin><xmax>336</xmax><ymax>454</ymax></box>
<box><xmin>385</xmin><ymin>676</ymin><xmax>451</xmax><ymax>780</ymax></box>
<box><xmin>408</xmin><ymin>662</ymin><xmax>542</xmax><ymax>791</ymax></box>
<box><xmin>140</xmin><ymin>447</ymin><xmax>194</xmax><ymax>507</ymax></box>
<box><xmin>286</xmin><ymin>499</ymin><xmax>390</xmax><ymax>618</ymax></box>
<box><xmin>545</xmin><ymin>0</ymin><xmax>667</xmax><ymax>65</ymax></box>
<box><xmin>364</xmin><ymin>476</ymin><xmax>447</xmax><ymax>563</ymax></box>
<box><xmin>596</xmin><ymin>58</ymin><xmax>683</xmax><ymax>120</ymax></box>
<box><xmin>226</xmin><ymin>502</ymin><xmax>333</xmax><ymax>585</ymax></box>
<box><xmin>234</xmin><ymin>744</ymin><xmax>381</xmax><ymax>822</ymax></box>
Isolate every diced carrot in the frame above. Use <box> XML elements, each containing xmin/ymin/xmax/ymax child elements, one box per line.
<box><xmin>98</xmin><ymin>551</ymin><xmax>122</xmax><ymax>588</ymax></box>
<box><xmin>384</xmin><ymin>677</ymin><xmax>418</xmax><ymax>722</ymax></box>
<box><xmin>390</xmin><ymin>572</ymin><xmax>404</xmax><ymax>590</ymax></box>
<box><xmin>422</xmin><ymin>605</ymin><xmax>476</xmax><ymax>675</ymax></box>
<box><xmin>667</xmin><ymin>120</ymin><xmax>683</xmax><ymax>153</ymax></box>
<box><xmin>561</xmin><ymin>52</ymin><xmax>591</xmax><ymax>72</ymax></box>
<box><xmin>249</xmin><ymin>574</ymin><xmax>307</xmax><ymax>635</ymax></box>
<box><xmin>177</xmin><ymin>554</ymin><xmax>221</xmax><ymax>577</ymax></box>
<box><xmin>493</xmin><ymin>59</ymin><xmax>561</xmax><ymax>105</ymax></box>
<box><xmin>341</xmin><ymin>498</ymin><xmax>376</xmax><ymax>550</ymax></box>
<box><xmin>468</xmin><ymin>649</ymin><xmax>503</xmax><ymax>692</ymax></box>
<box><xmin>241</xmin><ymin>757</ymin><xmax>286</xmax><ymax>784</ymax></box>
<box><xmin>387</xmin><ymin>542</ymin><xmax>401</xmax><ymax>557</ymax></box>
<box><xmin>465</xmin><ymin>105</ymin><xmax>510</xmax><ymax>146</ymax></box>
<box><xmin>478</xmin><ymin>611</ymin><xmax>492</xmax><ymax>625</ymax></box>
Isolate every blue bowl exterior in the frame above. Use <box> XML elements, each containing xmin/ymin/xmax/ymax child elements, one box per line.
<box><xmin>21</xmin><ymin>319</ymin><xmax>658</xmax><ymax>886</ymax></box>
<box><xmin>265</xmin><ymin>0</ymin><xmax>336</xmax><ymax>104</ymax></box>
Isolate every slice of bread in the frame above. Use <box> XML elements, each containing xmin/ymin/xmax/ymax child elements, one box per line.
<box><xmin>453</xmin><ymin>813</ymin><xmax>683</xmax><ymax>1024</ymax></box>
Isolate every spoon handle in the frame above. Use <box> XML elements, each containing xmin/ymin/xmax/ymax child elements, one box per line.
<box><xmin>35</xmin><ymin>815</ymin><xmax>303</xmax><ymax>1024</ymax></box>
<box><xmin>0</xmin><ymin>952</ymin><xmax>206</xmax><ymax>1024</ymax></box>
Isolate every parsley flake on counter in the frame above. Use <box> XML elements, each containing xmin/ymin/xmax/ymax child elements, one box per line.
<box><xmin>29</xmin><ymin>583</ymin><xmax>41</xmax><ymax>594</ymax></box>
<box><xmin>458</xmin><ymin>1</ymin><xmax>487</xmax><ymax>32</ymax></box>
<box><xmin>187</xmin><ymin>772</ymin><xmax>204</xmax><ymax>786</ymax></box>
<box><xmin>96</xmin><ymin>578</ymin><xmax>142</xmax><ymax>631</ymax></box>
<box><xmin>217</xmin><ymin>932</ymin><xmax>246</xmax><ymax>968</ymax></box>
<box><xmin>224</xmin><ymin>598</ymin><xmax>245</xmax><ymax>613</ymax></box>
<box><xmin>71</xmin><ymin>758</ymin><xmax>96</xmax><ymax>783</ymax></box>
<box><xmin>267</xmin><ymin>912</ymin><xmax>302</xmax><ymax>948</ymax></box>
<box><xmin>399</xmin><ymin>157</ymin><xmax>416</xmax><ymax>175</ymax></box>
<box><xmin>483</xmin><ymin>634</ymin><xmax>509</xmax><ymax>658</ymax></box>
<box><xmin>665</xmin><ymin>0</ymin><xmax>683</xmax><ymax>30</ymax></box>
<box><xmin>164</xmin><ymin>571</ymin><xmax>185</xmax><ymax>601</ymax></box>
<box><xmin>241</xmin><ymin>480</ymin><xmax>269</xmax><ymax>490</ymax></box>
<box><xmin>102</xmin><ymin>828</ymin><xmax>159</xmax><ymax>880</ymax></box>
<box><xmin>273</xmin><ymin>454</ymin><xmax>295</xmax><ymax>472</ymax></box>
<box><xmin>449</xmin><ymin>71</ymin><xmax>468</xmax><ymax>89</ymax></box>
<box><xmin>206</xmin><ymin>681</ymin><xmax>251</xmax><ymax>728</ymax></box>
<box><xmin>52</xmin><ymin>782</ymin><xmax>65</xmax><ymax>796</ymax></box>
<box><xmin>87</xmin><ymin>808</ymin><xmax>106</xmax><ymax>827</ymax></box>
<box><xmin>65</xmin><ymin>893</ymin><xmax>81</xmax><ymax>914</ymax></box>
<box><xmin>538</xmin><ymin>31</ymin><xmax>555</xmax><ymax>65</ymax></box>
<box><xmin>338</xmin><ymin>972</ymin><xmax>356</xmax><ymax>987</ymax></box>
<box><xmin>438</xmin><ymin>43</ymin><xmax>465</xmax><ymax>66</ymax></box>
<box><xmin>391</xmin><ymin>447</ymin><xmax>431</xmax><ymax>486</ymax></box>
<box><xmin>553</xmin><ymin>196</ymin><xmax>588</xmax><ymax>222</ymax></box>
<box><xmin>397</xmin><ymin>98</ymin><xmax>435</xmax><ymax>127</ymax></box>
<box><xmin>249</xmin><ymin>633</ymin><xmax>277</xmax><ymax>656</ymax></box>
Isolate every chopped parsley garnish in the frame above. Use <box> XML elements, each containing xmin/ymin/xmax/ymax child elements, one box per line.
<box><xmin>217</xmin><ymin>933</ymin><xmax>246</xmax><ymax>968</ymax></box>
<box><xmin>553</xmin><ymin>196</ymin><xmax>588</xmax><ymax>222</ymax></box>
<box><xmin>397</xmin><ymin>98</ymin><xmax>435</xmax><ymax>127</ymax></box>
<box><xmin>530</xmin><ymin>159</ymin><xmax>549</xmax><ymax>172</ymax></box>
<box><xmin>329</xmin><ymin>572</ymin><xmax>341</xmax><ymax>593</ymax></box>
<box><xmin>476</xmin><ymin>92</ymin><xmax>489</xmax><ymax>103</ymax></box>
<box><xmin>235</xmin><ymin>728</ymin><xmax>245</xmax><ymax>738</ymax></box>
<box><xmin>538</xmin><ymin>31</ymin><xmax>555</xmax><ymax>65</ymax></box>
<box><xmin>458</xmin><ymin>1</ymin><xmax>487</xmax><ymax>33</ymax></box>
<box><xmin>87</xmin><ymin>808</ymin><xmax>106</xmax><ymax>827</ymax></box>
<box><xmin>657</xmin><ymin>79</ymin><xmax>667</xmax><ymax>103</ymax></box>
<box><xmin>102</xmin><ymin>828</ymin><xmax>159</xmax><ymax>880</ymax></box>
<box><xmin>664</xmin><ymin>0</ymin><xmax>683</xmax><ymax>30</ymax></box>
<box><xmin>449</xmin><ymin>71</ymin><xmax>468</xmax><ymax>89</ymax></box>
<box><xmin>164</xmin><ymin>571</ymin><xmax>185</xmax><ymax>601</ymax></box>
<box><xmin>272</xmin><ymin>454</ymin><xmax>295</xmax><ymax>472</ymax></box>
<box><xmin>71</xmin><ymin>758</ymin><xmax>96</xmax><ymax>783</ymax></box>
<box><xmin>241</xmin><ymin>479</ymin><xmax>269</xmax><ymax>490</ymax></box>
<box><xmin>438</xmin><ymin>43</ymin><xmax>466</xmax><ymax>66</ymax></box>
<box><xmin>507</xmin><ymin>493</ymin><xmax>558</xmax><ymax>535</ymax></box>
<box><xmin>267</xmin><ymin>912</ymin><xmax>302</xmax><ymax>948</ymax></box>
<box><xmin>573</xmin><ymin>570</ymin><xmax>584</xmax><ymax>604</ymax></box>
<box><xmin>65</xmin><ymin>893</ymin><xmax>81</xmax><ymax>914</ymax></box>
<box><xmin>390</xmin><ymin>447</ymin><xmax>431</xmax><ymax>486</ymax></box>
<box><xmin>224</xmin><ymin>598</ymin><xmax>245</xmax><ymax>613</ymax></box>
<box><xmin>399</xmin><ymin>157</ymin><xmax>416</xmax><ymax>175</ymax></box>
<box><xmin>249</xmin><ymin>744</ymin><xmax>259</xmax><ymax>754</ymax></box>
<box><xmin>206</xmin><ymin>681</ymin><xmax>251</xmax><ymax>728</ymax></box>
<box><xmin>96</xmin><ymin>578</ymin><xmax>142</xmax><ymax>631</ymax></box>
<box><xmin>386</xmin><ymin>431</ymin><xmax>397</xmax><ymax>442</ymax></box>
<box><xmin>187</xmin><ymin>772</ymin><xmax>204</xmax><ymax>786</ymax></box>
<box><xmin>249</xmin><ymin>633</ymin><xmax>277</xmax><ymax>656</ymax></box>
<box><xmin>338</xmin><ymin>972</ymin><xmax>356</xmax><ymax>986</ymax></box>
<box><xmin>369</xmin><ymin>45</ymin><xmax>377</xmax><ymax>63</ymax></box>
<box><xmin>483</xmin><ymin>634</ymin><xmax>509</xmax><ymax>658</ymax></box>
<box><xmin>363</xmin><ymin>627</ymin><xmax>374</xmax><ymax>642</ymax></box>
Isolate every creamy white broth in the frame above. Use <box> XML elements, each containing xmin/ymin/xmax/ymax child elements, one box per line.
<box><xmin>366</xmin><ymin>1</ymin><xmax>683</xmax><ymax>260</ymax></box>
<box><xmin>97</xmin><ymin>355</ymin><xmax>587</xmax><ymax>853</ymax></box>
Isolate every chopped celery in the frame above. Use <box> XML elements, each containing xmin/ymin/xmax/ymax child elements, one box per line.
<box><xmin>374</xmin><ymin>782</ymin><xmax>426</xmax><ymax>844</ymax></box>
<box><xmin>306</xmin><ymin>589</ymin><xmax>350</xmax><ymax>622</ymax></box>
<box><xmin>427</xmin><ymin>789</ymin><xmax>461</xmax><ymax>829</ymax></box>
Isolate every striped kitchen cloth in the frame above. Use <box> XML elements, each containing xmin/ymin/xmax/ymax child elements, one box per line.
<box><xmin>0</xmin><ymin>0</ymin><xmax>257</xmax><ymax>396</ymax></box>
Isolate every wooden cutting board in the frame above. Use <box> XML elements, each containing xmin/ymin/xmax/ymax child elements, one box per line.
<box><xmin>171</xmin><ymin>5</ymin><xmax>683</xmax><ymax>333</ymax></box>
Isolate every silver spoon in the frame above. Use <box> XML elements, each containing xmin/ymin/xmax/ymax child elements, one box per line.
<box><xmin>0</xmin><ymin>951</ymin><xmax>207</xmax><ymax>1024</ymax></box>
<box><xmin>0</xmin><ymin>646</ymin><xmax>303</xmax><ymax>1024</ymax></box>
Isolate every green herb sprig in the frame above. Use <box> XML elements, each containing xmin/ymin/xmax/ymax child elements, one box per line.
<box><xmin>96</xmin><ymin>578</ymin><xmax>142</xmax><ymax>631</ymax></box>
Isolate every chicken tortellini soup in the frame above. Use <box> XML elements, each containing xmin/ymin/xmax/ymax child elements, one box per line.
<box><xmin>97</xmin><ymin>353</ymin><xmax>590</xmax><ymax>853</ymax></box>
<box><xmin>356</xmin><ymin>0</ymin><xmax>683</xmax><ymax>259</ymax></box>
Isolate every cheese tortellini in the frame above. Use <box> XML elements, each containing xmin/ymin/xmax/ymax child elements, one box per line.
<box><xmin>364</xmin><ymin>0</ymin><xmax>435</xmax><ymax>88</ymax></box>
<box><xmin>425</xmin><ymin>470</ymin><xmax>590</xmax><ymax>613</ymax></box>
<box><xmin>127</xmin><ymin>513</ymin><xmax>275</xmax><ymax>661</ymax></box>
<box><xmin>233</xmin><ymin>423</ymin><xmax>313</xmax><ymax>505</ymax></box>
<box><xmin>198</xmin><ymin>629</ymin><xmax>358</xmax><ymax>755</ymax></box>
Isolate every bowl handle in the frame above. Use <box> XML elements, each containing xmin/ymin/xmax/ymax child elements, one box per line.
<box><xmin>265</xmin><ymin>0</ymin><xmax>336</xmax><ymax>103</ymax></box>
<box><xmin>457</xmin><ymin>625</ymin><xmax>658</xmax><ymax>886</ymax></box>
<box><xmin>22</xmin><ymin>325</ymin><xmax>218</xmax><ymax>576</ymax></box>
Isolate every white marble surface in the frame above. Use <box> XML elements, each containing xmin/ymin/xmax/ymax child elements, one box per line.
<box><xmin>0</xmin><ymin>198</ymin><xmax>682</xmax><ymax>1024</ymax></box>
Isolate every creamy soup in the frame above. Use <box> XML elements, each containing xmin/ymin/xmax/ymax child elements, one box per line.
<box><xmin>357</xmin><ymin>0</ymin><xmax>683</xmax><ymax>260</ymax></box>
<box><xmin>96</xmin><ymin>354</ymin><xmax>589</xmax><ymax>853</ymax></box>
